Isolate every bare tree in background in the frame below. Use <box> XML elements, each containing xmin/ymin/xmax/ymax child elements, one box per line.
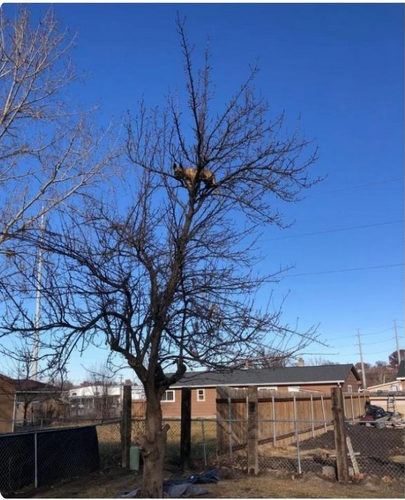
<box><xmin>0</xmin><ymin>7</ymin><xmax>117</xmax><ymax>269</ymax></box>
<box><xmin>85</xmin><ymin>363</ymin><xmax>117</xmax><ymax>420</ymax></box>
<box><xmin>306</xmin><ymin>357</ymin><xmax>338</xmax><ymax>366</ymax></box>
<box><xmin>1</xmin><ymin>19</ymin><xmax>321</xmax><ymax>497</ymax></box>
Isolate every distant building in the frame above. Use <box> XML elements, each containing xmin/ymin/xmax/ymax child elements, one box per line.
<box><xmin>0</xmin><ymin>375</ymin><xmax>63</xmax><ymax>430</ymax></box>
<box><xmin>0</xmin><ymin>375</ymin><xmax>16</xmax><ymax>433</ymax></box>
<box><xmin>68</xmin><ymin>384</ymin><xmax>145</xmax><ymax>419</ymax></box>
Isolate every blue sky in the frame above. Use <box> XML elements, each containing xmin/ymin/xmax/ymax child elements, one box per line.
<box><xmin>2</xmin><ymin>3</ymin><xmax>404</xmax><ymax>384</ymax></box>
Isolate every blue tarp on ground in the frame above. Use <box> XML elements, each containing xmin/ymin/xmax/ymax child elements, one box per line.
<box><xmin>117</xmin><ymin>469</ymin><xmax>220</xmax><ymax>498</ymax></box>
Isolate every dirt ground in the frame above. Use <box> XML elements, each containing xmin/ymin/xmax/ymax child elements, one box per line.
<box><xmin>299</xmin><ymin>425</ymin><xmax>404</xmax><ymax>458</ymax></box>
<box><xmin>5</xmin><ymin>466</ymin><xmax>404</xmax><ymax>499</ymax></box>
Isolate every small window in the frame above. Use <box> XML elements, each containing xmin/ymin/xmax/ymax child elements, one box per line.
<box><xmin>347</xmin><ymin>385</ymin><xmax>353</xmax><ymax>393</ymax></box>
<box><xmin>197</xmin><ymin>389</ymin><xmax>205</xmax><ymax>402</ymax></box>
<box><xmin>161</xmin><ymin>390</ymin><xmax>175</xmax><ymax>402</ymax></box>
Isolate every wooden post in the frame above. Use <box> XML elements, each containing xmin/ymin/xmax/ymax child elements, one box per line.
<box><xmin>331</xmin><ymin>387</ymin><xmax>349</xmax><ymax>483</ymax></box>
<box><xmin>247</xmin><ymin>386</ymin><xmax>259</xmax><ymax>475</ymax></box>
<box><xmin>346</xmin><ymin>436</ymin><xmax>360</xmax><ymax>475</ymax></box>
<box><xmin>120</xmin><ymin>385</ymin><xmax>132</xmax><ymax>468</ymax></box>
<box><xmin>180</xmin><ymin>388</ymin><xmax>191</xmax><ymax>470</ymax></box>
<box><xmin>216</xmin><ymin>387</ymin><xmax>227</xmax><ymax>455</ymax></box>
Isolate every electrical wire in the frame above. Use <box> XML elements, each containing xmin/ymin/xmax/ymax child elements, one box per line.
<box><xmin>264</xmin><ymin>220</ymin><xmax>403</xmax><ymax>242</ymax></box>
<box><xmin>285</xmin><ymin>263</ymin><xmax>403</xmax><ymax>277</ymax></box>
<box><xmin>307</xmin><ymin>177</ymin><xmax>404</xmax><ymax>197</ymax></box>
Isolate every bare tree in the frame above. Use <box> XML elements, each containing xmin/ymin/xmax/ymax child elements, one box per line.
<box><xmin>0</xmin><ymin>7</ymin><xmax>117</xmax><ymax>262</ymax></box>
<box><xmin>6</xmin><ymin>346</ymin><xmax>64</xmax><ymax>426</ymax></box>
<box><xmin>85</xmin><ymin>363</ymin><xmax>117</xmax><ymax>420</ymax></box>
<box><xmin>2</xmin><ymin>20</ymin><xmax>321</xmax><ymax>497</ymax></box>
<box><xmin>242</xmin><ymin>347</ymin><xmax>290</xmax><ymax>369</ymax></box>
<box><xmin>306</xmin><ymin>357</ymin><xmax>338</xmax><ymax>366</ymax></box>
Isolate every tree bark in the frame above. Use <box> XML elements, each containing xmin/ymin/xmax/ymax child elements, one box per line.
<box><xmin>139</xmin><ymin>390</ymin><xmax>169</xmax><ymax>498</ymax></box>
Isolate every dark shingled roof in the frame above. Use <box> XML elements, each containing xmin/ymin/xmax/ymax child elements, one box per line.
<box><xmin>397</xmin><ymin>360</ymin><xmax>405</xmax><ymax>379</ymax></box>
<box><xmin>173</xmin><ymin>364</ymin><xmax>359</xmax><ymax>388</ymax></box>
<box><xmin>0</xmin><ymin>375</ymin><xmax>60</xmax><ymax>393</ymax></box>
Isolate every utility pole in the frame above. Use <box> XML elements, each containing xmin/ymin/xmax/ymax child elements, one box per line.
<box><xmin>394</xmin><ymin>320</ymin><xmax>401</xmax><ymax>365</ymax></box>
<box><xmin>357</xmin><ymin>329</ymin><xmax>367</xmax><ymax>389</ymax></box>
<box><xmin>32</xmin><ymin>210</ymin><xmax>45</xmax><ymax>381</ymax></box>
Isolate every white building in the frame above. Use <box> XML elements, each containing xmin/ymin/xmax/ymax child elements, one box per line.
<box><xmin>68</xmin><ymin>384</ymin><xmax>145</xmax><ymax>418</ymax></box>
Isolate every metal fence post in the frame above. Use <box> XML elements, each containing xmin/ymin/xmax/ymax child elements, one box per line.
<box><xmin>350</xmin><ymin>394</ymin><xmax>355</xmax><ymax>422</ymax></box>
<box><xmin>228</xmin><ymin>395</ymin><xmax>233</xmax><ymax>460</ymax></box>
<box><xmin>321</xmin><ymin>395</ymin><xmax>327</xmax><ymax>432</ymax></box>
<box><xmin>272</xmin><ymin>394</ymin><xmax>277</xmax><ymax>446</ymax></box>
<box><xmin>34</xmin><ymin>431</ymin><xmax>38</xmax><ymax>488</ymax></box>
<box><xmin>342</xmin><ymin>392</ymin><xmax>347</xmax><ymax>418</ymax></box>
<box><xmin>293</xmin><ymin>395</ymin><xmax>302</xmax><ymax>474</ymax></box>
<box><xmin>310</xmin><ymin>394</ymin><xmax>315</xmax><ymax>438</ymax></box>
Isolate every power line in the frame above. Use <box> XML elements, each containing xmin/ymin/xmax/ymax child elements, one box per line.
<box><xmin>285</xmin><ymin>263</ymin><xmax>403</xmax><ymax>277</ymax></box>
<box><xmin>308</xmin><ymin>177</ymin><xmax>404</xmax><ymax>197</ymax></box>
<box><xmin>360</xmin><ymin>349</ymin><xmax>398</xmax><ymax>356</ymax></box>
<box><xmin>265</xmin><ymin>220</ymin><xmax>403</xmax><ymax>242</ymax></box>
<box><xmin>329</xmin><ymin>328</ymin><xmax>394</xmax><ymax>340</ymax></box>
<box><xmin>363</xmin><ymin>338</ymin><xmax>396</xmax><ymax>347</ymax></box>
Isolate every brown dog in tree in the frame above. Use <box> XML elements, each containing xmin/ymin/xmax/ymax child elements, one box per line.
<box><xmin>173</xmin><ymin>163</ymin><xmax>216</xmax><ymax>189</ymax></box>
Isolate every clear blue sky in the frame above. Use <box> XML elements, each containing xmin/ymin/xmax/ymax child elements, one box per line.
<box><xmin>3</xmin><ymin>3</ymin><xmax>404</xmax><ymax>384</ymax></box>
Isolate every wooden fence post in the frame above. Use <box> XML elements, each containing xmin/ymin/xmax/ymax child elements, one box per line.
<box><xmin>120</xmin><ymin>385</ymin><xmax>132</xmax><ymax>468</ymax></box>
<box><xmin>247</xmin><ymin>386</ymin><xmax>259</xmax><ymax>475</ymax></box>
<box><xmin>180</xmin><ymin>388</ymin><xmax>191</xmax><ymax>470</ymax></box>
<box><xmin>331</xmin><ymin>387</ymin><xmax>349</xmax><ymax>483</ymax></box>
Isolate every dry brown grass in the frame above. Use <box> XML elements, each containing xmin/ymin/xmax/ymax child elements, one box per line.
<box><xmin>15</xmin><ymin>467</ymin><xmax>404</xmax><ymax>499</ymax></box>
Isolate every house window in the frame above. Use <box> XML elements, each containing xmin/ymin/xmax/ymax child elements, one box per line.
<box><xmin>347</xmin><ymin>385</ymin><xmax>353</xmax><ymax>393</ymax></box>
<box><xmin>161</xmin><ymin>390</ymin><xmax>175</xmax><ymax>402</ymax></box>
<box><xmin>196</xmin><ymin>389</ymin><xmax>205</xmax><ymax>402</ymax></box>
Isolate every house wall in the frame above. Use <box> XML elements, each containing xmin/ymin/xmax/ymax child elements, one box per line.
<box><xmin>298</xmin><ymin>373</ymin><xmax>360</xmax><ymax>393</ymax></box>
<box><xmin>368</xmin><ymin>393</ymin><xmax>405</xmax><ymax>415</ymax></box>
<box><xmin>130</xmin><ymin>388</ymin><xmax>218</xmax><ymax>419</ymax></box>
<box><xmin>161</xmin><ymin>388</ymin><xmax>217</xmax><ymax>419</ymax></box>
<box><xmin>366</xmin><ymin>380</ymin><xmax>405</xmax><ymax>392</ymax></box>
<box><xmin>0</xmin><ymin>377</ymin><xmax>16</xmax><ymax>433</ymax></box>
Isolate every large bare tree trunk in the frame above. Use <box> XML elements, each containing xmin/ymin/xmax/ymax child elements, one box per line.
<box><xmin>139</xmin><ymin>390</ymin><xmax>169</xmax><ymax>498</ymax></box>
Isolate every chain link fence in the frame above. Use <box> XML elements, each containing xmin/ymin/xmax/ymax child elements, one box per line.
<box><xmin>91</xmin><ymin>418</ymin><xmax>219</xmax><ymax>469</ymax></box>
<box><xmin>214</xmin><ymin>416</ymin><xmax>405</xmax><ymax>483</ymax></box>
<box><xmin>1</xmin><ymin>412</ymin><xmax>403</xmax><ymax>495</ymax></box>
<box><xmin>0</xmin><ymin>425</ymin><xmax>99</xmax><ymax>494</ymax></box>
